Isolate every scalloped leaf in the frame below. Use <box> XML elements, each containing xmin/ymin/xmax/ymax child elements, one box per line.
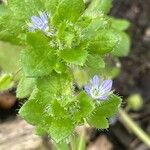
<box><xmin>19</xmin><ymin>90</ymin><xmax>51</xmax><ymax>125</ymax></box>
<box><xmin>48</xmin><ymin>117</ymin><xmax>74</xmax><ymax>143</ymax></box>
<box><xmin>71</xmin><ymin>92</ymin><xmax>95</xmax><ymax>122</ymax></box>
<box><xmin>84</xmin><ymin>0</ymin><xmax>112</xmax><ymax>16</ymax></box>
<box><xmin>21</xmin><ymin>32</ymin><xmax>57</xmax><ymax>76</ymax></box>
<box><xmin>110</xmin><ymin>18</ymin><xmax>130</xmax><ymax>31</ymax></box>
<box><xmin>88</xmin><ymin>116</ymin><xmax>108</xmax><ymax>129</ymax></box>
<box><xmin>52</xmin><ymin>0</ymin><xmax>85</xmax><ymax>25</ymax></box>
<box><xmin>16</xmin><ymin>76</ymin><xmax>35</xmax><ymax>98</ymax></box>
<box><xmin>0</xmin><ymin>0</ymin><xmax>44</xmax><ymax>44</ymax></box>
<box><xmin>87</xmin><ymin>94</ymin><xmax>122</xmax><ymax>129</ymax></box>
<box><xmin>45</xmin><ymin>0</ymin><xmax>61</xmax><ymax>16</ymax></box>
<box><xmin>88</xmin><ymin>29</ymin><xmax>120</xmax><ymax>55</ymax></box>
<box><xmin>59</xmin><ymin>46</ymin><xmax>88</xmax><ymax>65</ymax></box>
<box><xmin>50</xmin><ymin>99</ymin><xmax>68</xmax><ymax>118</ymax></box>
<box><xmin>36</xmin><ymin>73</ymin><xmax>71</xmax><ymax>99</ymax></box>
<box><xmin>112</xmin><ymin>32</ymin><xmax>131</xmax><ymax>57</ymax></box>
<box><xmin>86</xmin><ymin>54</ymin><xmax>105</xmax><ymax>73</ymax></box>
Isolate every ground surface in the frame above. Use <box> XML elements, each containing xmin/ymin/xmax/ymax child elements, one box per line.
<box><xmin>106</xmin><ymin>0</ymin><xmax>150</xmax><ymax>149</ymax></box>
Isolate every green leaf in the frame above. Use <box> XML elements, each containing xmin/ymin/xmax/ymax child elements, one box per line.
<box><xmin>51</xmin><ymin>99</ymin><xmax>68</xmax><ymax>118</ymax></box>
<box><xmin>21</xmin><ymin>32</ymin><xmax>57</xmax><ymax>76</ymax></box>
<box><xmin>76</xmin><ymin>16</ymin><xmax>92</xmax><ymax>29</ymax></box>
<box><xmin>19</xmin><ymin>91</ymin><xmax>50</xmax><ymax>125</ymax></box>
<box><xmin>16</xmin><ymin>76</ymin><xmax>35</xmax><ymax>98</ymax></box>
<box><xmin>88</xmin><ymin>29</ymin><xmax>120</xmax><ymax>55</ymax></box>
<box><xmin>48</xmin><ymin>117</ymin><xmax>74</xmax><ymax>143</ymax></box>
<box><xmin>59</xmin><ymin>45</ymin><xmax>88</xmax><ymax>65</ymax></box>
<box><xmin>55</xmin><ymin>141</ymin><xmax>70</xmax><ymax>150</ymax></box>
<box><xmin>0</xmin><ymin>0</ymin><xmax>44</xmax><ymax>44</ymax></box>
<box><xmin>82</xmin><ymin>16</ymin><xmax>110</xmax><ymax>40</ymax></box>
<box><xmin>52</xmin><ymin>0</ymin><xmax>85</xmax><ymax>25</ymax></box>
<box><xmin>73</xmin><ymin>69</ymin><xmax>88</xmax><ymax>88</ymax></box>
<box><xmin>9</xmin><ymin>0</ymin><xmax>44</xmax><ymax>18</ymax></box>
<box><xmin>111</xmin><ymin>18</ymin><xmax>130</xmax><ymax>31</ymax></box>
<box><xmin>0</xmin><ymin>73</ymin><xmax>14</xmax><ymax>91</ymax></box>
<box><xmin>45</xmin><ymin>0</ymin><xmax>61</xmax><ymax>16</ymax></box>
<box><xmin>36</xmin><ymin>73</ymin><xmax>72</xmax><ymax>99</ymax></box>
<box><xmin>0</xmin><ymin>5</ymin><xmax>9</xmax><ymax>17</ymax></box>
<box><xmin>84</xmin><ymin>0</ymin><xmax>112</xmax><ymax>16</ymax></box>
<box><xmin>95</xmin><ymin>94</ymin><xmax>121</xmax><ymax>117</ymax></box>
<box><xmin>35</xmin><ymin>126</ymin><xmax>47</xmax><ymax>136</ymax></box>
<box><xmin>99</xmin><ymin>66</ymin><xmax>121</xmax><ymax>79</ymax></box>
<box><xmin>0</xmin><ymin>41</ymin><xmax>21</xmax><ymax>72</ymax></box>
<box><xmin>86</xmin><ymin>54</ymin><xmax>105</xmax><ymax>73</ymax></box>
<box><xmin>54</xmin><ymin>60</ymin><xmax>68</xmax><ymax>74</ymax></box>
<box><xmin>72</xmin><ymin>92</ymin><xmax>95</xmax><ymax>122</ymax></box>
<box><xmin>88</xmin><ymin>116</ymin><xmax>108</xmax><ymax>129</ymax></box>
<box><xmin>112</xmin><ymin>32</ymin><xmax>131</xmax><ymax>57</ymax></box>
<box><xmin>87</xmin><ymin>94</ymin><xmax>121</xmax><ymax>129</ymax></box>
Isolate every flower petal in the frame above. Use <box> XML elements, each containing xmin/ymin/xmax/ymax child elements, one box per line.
<box><xmin>84</xmin><ymin>85</ymin><xmax>91</xmax><ymax>96</ymax></box>
<box><xmin>92</xmin><ymin>75</ymin><xmax>99</xmax><ymax>89</ymax></box>
<box><xmin>41</xmin><ymin>23</ymin><xmax>49</xmax><ymax>31</ymax></box>
<box><xmin>100</xmin><ymin>80</ymin><xmax>112</xmax><ymax>93</ymax></box>
<box><xmin>98</xmin><ymin>94</ymin><xmax>108</xmax><ymax>100</ymax></box>
<box><xmin>40</xmin><ymin>12</ymin><xmax>48</xmax><ymax>24</ymax></box>
<box><xmin>31</xmin><ymin>16</ymin><xmax>42</xmax><ymax>27</ymax></box>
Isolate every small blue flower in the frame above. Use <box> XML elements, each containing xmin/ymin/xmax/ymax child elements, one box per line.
<box><xmin>84</xmin><ymin>75</ymin><xmax>113</xmax><ymax>100</ymax></box>
<box><xmin>29</xmin><ymin>12</ymin><xmax>49</xmax><ymax>32</ymax></box>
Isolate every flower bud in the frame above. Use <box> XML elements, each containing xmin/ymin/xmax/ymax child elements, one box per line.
<box><xmin>127</xmin><ymin>94</ymin><xmax>143</xmax><ymax>111</ymax></box>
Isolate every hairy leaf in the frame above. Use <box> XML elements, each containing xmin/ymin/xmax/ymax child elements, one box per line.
<box><xmin>0</xmin><ymin>0</ymin><xmax>44</xmax><ymax>44</ymax></box>
<box><xmin>36</xmin><ymin>73</ymin><xmax>72</xmax><ymax>99</ymax></box>
<box><xmin>72</xmin><ymin>92</ymin><xmax>95</xmax><ymax>123</ymax></box>
<box><xmin>86</xmin><ymin>54</ymin><xmax>105</xmax><ymax>73</ymax></box>
<box><xmin>45</xmin><ymin>0</ymin><xmax>61</xmax><ymax>15</ymax></box>
<box><xmin>21</xmin><ymin>32</ymin><xmax>57</xmax><ymax>76</ymax></box>
<box><xmin>59</xmin><ymin>45</ymin><xmax>88</xmax><ymax>65</ymax></box>
<box><xmin>88</xmin><ymin>29</ymin><xmax>120</xmax><ymax>55</ymax></box>
<box><xmin>112</xmin><ymin>32</ymin><xmax>131</xmax><ymax>57</ymax></box>
<box><xmin>52</xmin><ymin>0</ymin><xmax>85</xmax><ymax>25</ymax></box>
<box><xmin>87</xmin><ymin>94</ymin><xmax>121</xmax><ymax>129</ymax></box>
<box><xmin>50</xmin><ymin>99</ymin><xmax>68</xmax><ymax>118</ymax></box>
<box><xmin>82</xmin><ymin>16</ymin><xmax>110</xmax><ymax>40</ymax></box>
<box><xmin>19</xmin><ymin>90</ymin><xmax>50</xmax><ymax>125</ymax></box>
<box><xmin>48</xmin><ymin>117</ymin><xmax>74</xmax><ymax>143</ymax></box>
<box><xmin>0</xmin><ymin>42</ymin><xmax>21</xmax><ymax>72</ymax></box>
<box><xmin>111</xmin><ymin>18</ymin><xmax>130</xmax><ymax>31</ymax></box>
<box><xmin>88</xmin><ymin>116</ymin><xmax>108</xmax><ymax>129</ymax></box>
<box><xmin>16</xmin><ymin>76</ymin><xmax>35</xmax><ymax>98</ymax></box>
<box><xmin>84</xmin><ymin>0</ymin><xmax>112</xmax><ymax>16</ymax></box>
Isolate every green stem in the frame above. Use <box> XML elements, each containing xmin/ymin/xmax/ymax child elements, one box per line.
<box><xmin>70</xmin><ymin>135</ymin><xmax>77</xmax><ymax>150</ymax></box>
<box><xmin>78</xmin><ymin>130</ymin><xmax>86</xmax><ymax>150</ymax></box>
<box><xmin>119</xmin><ymin>109</ymin><xmax>150</xmax><ymax>148</ymax></box>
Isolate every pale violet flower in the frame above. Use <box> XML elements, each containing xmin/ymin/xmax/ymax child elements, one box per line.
<box><xmin>29</xmin><ymin>12</ymin><xmax>49</xmax><ymax>32</ymax></box>
<box><xmin>84</xmin><ymin>75</ymin><xmax>113</xmax><ymax>100</ymax></box>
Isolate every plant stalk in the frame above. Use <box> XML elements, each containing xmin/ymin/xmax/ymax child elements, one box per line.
<box><xmin>78</xmin><ymin>130</ymin><xmax>86</xmax><ymax>150</ymax></box>
<box><xmin>119</xmin><ymin>109</ymin><xmax>150</xmax><ymax>148</ymax></box>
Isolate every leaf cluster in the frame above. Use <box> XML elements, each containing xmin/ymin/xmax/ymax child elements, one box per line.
<box><xmin>0</xmin><ymin>0</ymin><xmax>125</xmax><ymax>143</ymax></box>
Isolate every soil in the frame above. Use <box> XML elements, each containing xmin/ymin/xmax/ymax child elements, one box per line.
<box><xmin>0</xmin><ymin>0</ymin><xmax>150</xmax><ymax>150</ymax></box>
<box><xmin>103</xmin><ymin>0</ymin><xmax>150</xmax><ymax>149</ymax></box>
